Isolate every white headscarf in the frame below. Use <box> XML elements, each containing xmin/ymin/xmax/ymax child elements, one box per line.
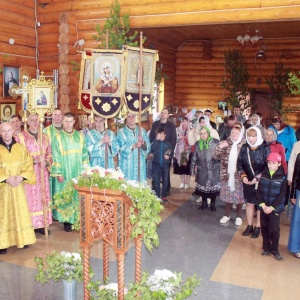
<box><xmin>201</xmin><ymin>115</ymin><xmax>212</xmax><ymax>129</ymax></box>
<box><xmin>228</xmin><ymin>124</ymin><xmax>245</xmax><ymax>192</ymax></box>
<box><xmin>246</xmin><ymin>126</ymin><xmax>263</xmax><ymax>148</ymax></box>
<box><xmin>251</xmin><ymin>114</ymin><xmax>261</xmax><ymax>127</ymax></box>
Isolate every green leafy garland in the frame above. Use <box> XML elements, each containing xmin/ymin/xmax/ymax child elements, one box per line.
<box><xmin>53</xmin><ymin>167</ymin><xmax>163</xmax><ymax>252</ymax></box>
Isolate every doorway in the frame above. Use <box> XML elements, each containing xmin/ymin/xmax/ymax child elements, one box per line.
<box><xmin>251</xmin><ymin>90</ymin><xmax>274</xmax><ymax>128</ymax></box>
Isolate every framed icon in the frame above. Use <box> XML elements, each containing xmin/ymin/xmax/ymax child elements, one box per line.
<box><xmin>3</xmin><ymin>66</ymin><xmax>19</xmax><ymax>98</ymax></box>
<box><xmin>1</xmin><ymin>103</ymin><xmax>16</xmax><ymax>122</ymax></box>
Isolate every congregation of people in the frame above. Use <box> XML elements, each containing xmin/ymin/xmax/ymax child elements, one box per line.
<box><xmin>1</xmin><ymin>106</ymin><xmax>300</xmax><ymax>263</ymax></box>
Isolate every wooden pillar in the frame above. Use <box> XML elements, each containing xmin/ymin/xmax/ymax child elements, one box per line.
<box><xmin>117</xmin><ymin>253</ymin><xmax>125</xmax><ymax>300</ymax></box>
<box><xmin>103</xmin><ymin>241</ymin><xmax>109</xmax><ymax>282</ymax></box>
<box><xmin>135</xmin><ymin>236</ymin><xmax>142</xmax><ymax>283</ymax></box>
<box><xmin>58</xmin><ymin>12</ymin><xmax>77</xmax><ymax>113</ymax></box>
<box><xmin>82</xmin><ymin>246</ymin><xmax>90</xmax><ymax>300</ymax></box>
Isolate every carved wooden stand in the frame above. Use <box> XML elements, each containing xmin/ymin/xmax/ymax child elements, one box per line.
<box><xmin>76</xmin><ymin>186</ymin><xmax>142</xmax><ymax>300</ymax></box>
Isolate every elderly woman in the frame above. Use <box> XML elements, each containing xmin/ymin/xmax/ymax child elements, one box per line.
<box><xmin>190</xmin><ymin>126</ymin><xmax>220</xmax><ymax>211</ymax></box>
<box><xmin>270</xmin><ymin>116</ymin><xmax>297</xmax><ymax>206</ymax></box>
<box><xmin>288</xmin><ymin>153</ymin><xmax>300</xmax><ymax>258</ymax></box>
<box><xmin>237</xmin><ymin>127</ymin><xmax>270</xmax><ymax>238</ymax></box>
<box><xmin>265</xmin><ymin>128</ymin><xmax>287</xmax><ymax>174</ymax></box>
<box><xmin>174</xmin><ymin>117</ymin><xmax>192</xmax><ymax>189</ymax></box>
<box><xmin>269</xmin><ymin>116</ymin><xmax>297</xmax><ymax>162</ymax></box>
<box><xmin>213</xmin><ymin>122</ymin><xmax>245</xmax><ymax>225</ymax></box>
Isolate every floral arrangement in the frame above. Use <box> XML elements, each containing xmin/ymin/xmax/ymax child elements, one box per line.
<box><xmin>53</xmin><ymin>165</ymin><xmax>163</xmax><ymax>252</ymax></box>
<box><xmin>35</xmin><ymin>251</ymin><xmax>87</xmax><ymax>284</ymax></box>
<box><xmin>87</xmin><ymin>269</ymin><xmax>200</xmax><ymax>300</ymax></box>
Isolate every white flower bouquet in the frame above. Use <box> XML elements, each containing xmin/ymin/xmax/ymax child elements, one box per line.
<box><xmin>35</xmin><ymin>251</ymin><xmax>84</xmax><ymax>284</ymax></box>
<box><xmin>88</xmin><ymin>269</ymin><xmax>200</xmax><ymax>300</ymax></box>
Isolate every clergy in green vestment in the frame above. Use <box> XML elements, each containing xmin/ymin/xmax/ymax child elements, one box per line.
<box><xmin>43</xmin><ymin>108</ymin><xmax>63</xmax><ymax>144</ymax></box>
<box><xmin>43</xmin><ymin>108</ymin><xmax>63</xmax><ymax>219</ymax></box>
<box><xmin>51</xmin><ymin>112</ymin><xmax>89</xmax><ymax>232</ymax></box>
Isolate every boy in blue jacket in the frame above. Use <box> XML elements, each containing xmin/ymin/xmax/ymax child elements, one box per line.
<box><xmin>256</xmin><ymin>152</ymin><xmax>287</xmax><ymax>260</ymax></box>
<box><xmin>149</xmin><ymin>128</ymin><xmax>173</xmax><ymax>203</ymax></box>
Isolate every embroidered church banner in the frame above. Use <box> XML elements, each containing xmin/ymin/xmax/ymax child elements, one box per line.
<box><xmin>90</xmin><ymin>50</ymin><xmax>124</xmax><ymax>118</ymax></box>
<box><xmin>124</xmin><ymin>47</ymin><xmax>158</xmax><ymax>114</ymax></box>
<box><xmin>78</xmin><ymin>50</ymin><xmax>92</xmax><ymax>113</ymax></box>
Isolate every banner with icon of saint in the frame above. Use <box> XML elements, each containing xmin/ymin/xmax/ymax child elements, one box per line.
<box><xmin>78</xmin><ymin>50</ymin><xmax>92</xmax><ymax>113</ymax></box>
<box><xmin>123</xmin><ymin>46</ymin><xmax>158</xmax><ymax>114</ymax></box>
<box><xmin>90</xmin><ymin>49</ymin><xmax>124</xmax><ymax>118</ymax></box>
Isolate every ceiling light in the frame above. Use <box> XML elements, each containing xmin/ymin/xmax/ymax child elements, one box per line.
<box><xmin>237</xmin><ymin>30</ymin><xmax>261</xmax><ymax>47</ymax></box>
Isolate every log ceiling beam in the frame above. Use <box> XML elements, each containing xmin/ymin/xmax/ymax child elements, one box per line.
<box><xmin>129</xmin><ymin>6</ymin><xmax>300</xmax><ymax>28</ymax></box>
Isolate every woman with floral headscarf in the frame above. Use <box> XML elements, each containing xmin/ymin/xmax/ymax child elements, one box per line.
<box><xmin>213</xmin><ymin>122</ymin><xmax>246</xmax><ymax>225</ymax></box>
<box><xmin>174</xmin><ymin>117</ymin><xmax>192</xmax><ymax>189</ymax></box>
<box><xmin>237</xmin><ymin>127</ymin><xmax>270</xmax><ymax>238</ymax></box>
<box><xmin>190</xmin><ymin>126</ymin><xmax>220</xmax><ymax>211</ymax></box>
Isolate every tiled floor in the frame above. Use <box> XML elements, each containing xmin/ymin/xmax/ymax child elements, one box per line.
<box><xmin>1</xmin><ymin>173</ymin><xmax>299</xmax><ymax>300</ymax></box>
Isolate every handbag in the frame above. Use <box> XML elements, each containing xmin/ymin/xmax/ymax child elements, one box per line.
<box><xmin>247</xmin><ymin>147</ymin><xmax>259</xmax><ymax>189</ymax></box>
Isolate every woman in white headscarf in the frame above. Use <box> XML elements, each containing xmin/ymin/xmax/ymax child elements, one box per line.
<box><xmin>188</xmin><ymin>115</ymin><xmax>219</xmax><ymax>146</ymax></box>
<box><xmin>251</xmin><ymin>113</ymin><xmax>266</xmax><ymax>140</ymax></box>
<box><xmin>213</xmin><ymin>122</ymin><xmax>245</xmax><ymax>225</ymax></box>
<box><xmin>237</xmin><ymin>127</ymin><xmax>270</xmax><ymax>238</ymax></box>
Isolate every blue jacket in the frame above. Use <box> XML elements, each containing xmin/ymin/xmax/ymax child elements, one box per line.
<box><xmin>256</xmin><ymin>165</ymin><xmax>287</xmax><ymax>213</ymax></box>
<box><xmin>150</xmin><ymin>139</ymin><xmax>173</xmax><ymax>166</ymax></box>
<box><xmin>149</xmin><ymin>121</ymin><xmax>177</xmax><ymax>151</ymax></box>
<box><xmin>269</xmin><ymin>125</ymin><xmax>297</xmax><ymax>161</ymax></box>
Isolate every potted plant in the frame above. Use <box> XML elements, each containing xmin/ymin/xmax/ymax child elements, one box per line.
<box><xmin>221</xmin><ymin>49</ymin><xmax>250</xmax><ymax>111</ymax></box>
<box><xmin>35</xmin><ymin>251</ymin><xmax>90</xmax><ymax>300</ymax></box>
<box><xmin>288</xmin><ymin>71</ymin><xmax>300</xmax><ymax>95</ymax></box>
<box><xmin>92</xmin><ymin>0</ymin><xmax>139</xmax><ymax>49</ymax></box>
<box><xmin>265</xmin><ymin>62</ymin><xmax>291</xmax><ymax>116</ymax></box>
<box><xmin>53</xmin><ymin>166</ymin><xmax>163</xmax><ymax>252</ymax></box>
<box><xmin>87</xmin><ymin>269</ymin><xmax>200</xmax><ymax>300</ymax></box>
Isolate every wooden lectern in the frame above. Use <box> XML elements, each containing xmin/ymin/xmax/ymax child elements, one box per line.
<box><xmin>76</xmin><ymin>186</ymin><xmax>142</xmax><ymax>300</ymax></box>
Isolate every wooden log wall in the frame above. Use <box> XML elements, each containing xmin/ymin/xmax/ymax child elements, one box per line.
<box><xmin>175</xmin><ymin>39</ymin><xmax>300</xmax><ymax>128</ymax></box>
<box><xmin>36</xmin><ymin>0</ymin><xmax>177</xmax><ymax>118</ymax></box>
<box><xmin>1</xmin><ymin>0</ymin><xmax>300</xmax><ymax>128</ymax></box>
<box><xmin>0</xmin><ymin>0</ymin><xmax>36</xmax><ymax>114</ymax></box>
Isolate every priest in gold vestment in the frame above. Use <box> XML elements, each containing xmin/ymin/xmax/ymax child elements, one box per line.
<box><xmin>0</xmin><ymin>123</ymin><xmax>36</xmax><ymax>254</ymax></box>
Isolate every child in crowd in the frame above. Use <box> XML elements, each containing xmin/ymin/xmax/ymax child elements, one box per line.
<box><xmin>256</xmin><ymin>152</ymin><xmax>287</xmax><ymax>260</ymax></box>
<box><xmin>149</xmin><ymin>128</ymin><xmax>173</xmax><ymax>203</ymax></box>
